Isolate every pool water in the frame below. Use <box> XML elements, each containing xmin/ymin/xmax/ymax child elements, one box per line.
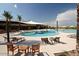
<box><xmin>59</xmin><ymin>29</ymin><xmax>76</xmax><ymax>33</ymax></box>
<box><xmin>20</xmin><ymin>30</ymin><xmax>58</xmax><ymax>37</ymax></box>
<box><xmin>19</xmin><ymin>29</ymin><xmax>76</xmax><ymax>37</ymax></box>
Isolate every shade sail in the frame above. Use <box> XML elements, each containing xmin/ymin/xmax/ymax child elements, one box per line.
<box><xmin>22</xmin><ymin>20</ymin><xmax>44</xmax><ymax>25</ymax></box>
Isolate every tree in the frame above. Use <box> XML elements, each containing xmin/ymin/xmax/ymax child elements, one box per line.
<box><xmin>3</xmin><ymin>11</ymin><xmax>13</xmax><ymax>42</ymax></box>
<box><xmin>17</xmin><ymin>15</ymin><xmax>22</xmax><ymax>30</ymax></box>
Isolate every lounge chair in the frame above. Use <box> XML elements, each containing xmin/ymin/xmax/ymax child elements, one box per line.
<box><xmin>7</xmin><ymin>42</ymin><xmax>18</xmax><ymax>56</ymax></box>
<box><xmin>31</xmin><ymin>44</ymin><xmax>40</xmax><ymax>55</ymax></box>
<box><xmin>3</xmin><ymin>36</ymin><xmax>13</xmax><ymax>42</ymax></box>
<box><xmin>12</xmin><ymin>37</ymin><xmax>20</xmax><ymax>42</ymax></box>
<box><xmin>48</xmin><ymin>37</ymin><xmax>55</xmax><ymax>44</ymax></box>
<box><xmin>53</xmin><ymin>37</ymin><xmax>60</xmax><ymax>43</ymax></box>
<box><xmin>41</xmin><ymin>38</ymin><xmax>54</xmax><ymax>44</ymax></box>
<box><xmin>41</xmin><ymin>38</ymin><xmax>49</xmax><ymax>44</ymax></box>
<box><xmin>11</xmin><ymin>37</ymin><xmax>25</xmax><ymax>43</ymax></box>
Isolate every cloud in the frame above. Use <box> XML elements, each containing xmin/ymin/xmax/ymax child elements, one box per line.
<box><xmin>14</xmin><ymin>4</ymin><xmax>17</xmax><ymax>8</ymax></box>
<box><xmin>56</xmin><ymin>9</ymin><xmax>77</xmax><ymax>26</ymax></box>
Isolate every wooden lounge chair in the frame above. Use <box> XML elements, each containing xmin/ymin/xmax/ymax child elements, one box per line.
<box><xmin>41</xmin><ymin>38</ymin><xmax>49</xmax><ymax>44</ymax></box>
<box><xmin>48</xmin><ymin>37</ymin><xmax>55</xmax><ymax>44</ymax></box>
<box><xmin>12</xmin><ymin>37</ymin><xmax>20</xmax><ymax>42</ymax></box>
<box><xmin>7</xmin><ymin>42</ymin><xmax>18</xmax><ymax>56</ymax></box>
<box><xmin>3</xmin><ymin>36</ymin><xmax>15</xmax><ymax>41</ymax></box>
<box><xmin>31</xmin><ymin>44</ymin><xmax>40</xmax><ymax>55</ymax></box>
<box><xmin>11</xmin><ymin>37</ymin><xmax>25</xmax><ymax>43</ymax></box>
<box><xmin>53</xmin><ymin>37</ymin><xmax>60</xmax><ymax>43</ymax></box>
<box><xmin>18</xmin><ymin>46</ymin><xmax>29</xmax><ymax>54</ymax></box>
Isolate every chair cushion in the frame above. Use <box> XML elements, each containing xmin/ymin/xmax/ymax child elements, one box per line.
<box><xmin>18</xmin><ymin>46</ymin><xmax>29</xmax><ymax>50</ymax></box>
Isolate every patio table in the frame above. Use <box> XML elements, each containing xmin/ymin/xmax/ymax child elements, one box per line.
<box><xmin>14</xmin><ymin>40</ymin><xmax>42</xmax><ymax>52</ymax></box>
<box><xmin>0</xmin><ymin>40</ymin><xmax>41</xmax><ymax>45</ymax></box>
<box><xmin>15</xmin><ymin>40</ymin><xmax>41</xmax><ymax>46</ymax></box>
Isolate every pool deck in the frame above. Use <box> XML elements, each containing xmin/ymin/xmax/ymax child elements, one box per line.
<box><xmin>0</xmin><ymin>32</ymin><xmax>76</xmax><ymax>56</ymax></box>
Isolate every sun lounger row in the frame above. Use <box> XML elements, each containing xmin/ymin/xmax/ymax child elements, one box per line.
<box><xmin>3</xmin><ymin>36</ymin><xmax>25</xmax><ymax>43</ymax></box>
<box><xmin>41</xmin><ymin>37</ymin><xmax>60</xmax><ymax>45</ymax></box>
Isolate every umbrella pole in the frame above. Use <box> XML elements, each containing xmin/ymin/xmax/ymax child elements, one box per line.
<box><xmin>56</xmin><ymin>20</ymin><xmax>58</xmax><ymax>32</ymax></box>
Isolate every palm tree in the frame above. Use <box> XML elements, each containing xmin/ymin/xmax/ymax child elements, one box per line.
<box><xmin>17</xmin><ymin>15</ymin><xmax>22</xmax><ymax>30</ymax></box>
<box><xmin>3</xmin><ymin>11</ymin><xmax>13</xmax><ymax>42</ymax></box>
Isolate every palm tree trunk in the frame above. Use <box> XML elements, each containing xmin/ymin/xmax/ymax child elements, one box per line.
<box><xmin>6</xmin><ymin>19</ymin><xmax>10</xmax><ymax>42</ymax></box>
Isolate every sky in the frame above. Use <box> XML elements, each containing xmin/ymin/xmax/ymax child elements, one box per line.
<box><xmin>0</xmin><ymin>3</ymin><xmax>77</xmax><ymax>26</ymax></box>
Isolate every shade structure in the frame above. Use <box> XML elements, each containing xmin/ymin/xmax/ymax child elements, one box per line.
<box><xmin>22</xmin><ymin>20</ymin><xmax>44</xmax><ymax>25</ymax></box>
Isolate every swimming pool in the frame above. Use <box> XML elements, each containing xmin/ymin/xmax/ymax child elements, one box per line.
<box><xmin>19</xmin><ymin>29</ymin><xmax>76</xmax><ymax>37</ymax></box>
<box><xmin>20</xmin><ymin>29</ymin><xmax>58</xmax><ymax>37</ymax></box>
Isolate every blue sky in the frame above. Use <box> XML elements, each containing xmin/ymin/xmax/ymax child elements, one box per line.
<box><xmin>0</xmin><ymin>3</ymin><xmax>77</xmax><ymax>26</ymax></box>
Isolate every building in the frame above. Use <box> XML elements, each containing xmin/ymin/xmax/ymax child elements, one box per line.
<box><xmin>0</xmin><ymin>20</ymin><xmax>51</xmax><ymax>33</ymax></box>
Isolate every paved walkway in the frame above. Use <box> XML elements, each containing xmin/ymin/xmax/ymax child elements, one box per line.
<box><xmin>0</xmin><ymin>33</ymin><xmax>76</xmax><ymax>56</ymax></box>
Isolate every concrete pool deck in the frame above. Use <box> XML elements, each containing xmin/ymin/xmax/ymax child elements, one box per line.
<box><xmin>0</xmin><ymin>32</ymin><xmax>76</xmax><ymax>56</ymax></box>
